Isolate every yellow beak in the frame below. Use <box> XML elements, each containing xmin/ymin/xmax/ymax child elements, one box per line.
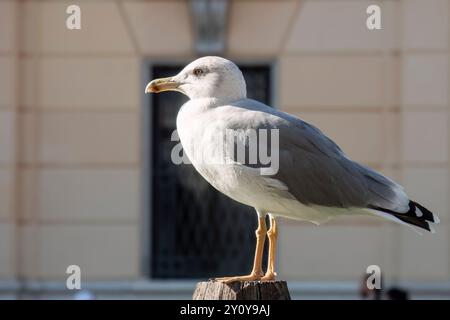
<box><xmin>145</xmin><ymin>77</ymin><xmax>180</xmax><ymax>94</ymax></box>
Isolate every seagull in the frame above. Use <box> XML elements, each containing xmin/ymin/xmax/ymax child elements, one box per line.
<box><xmin>145</xmin><ymin>56</ymin><xmax>439</xmax><ymax>283</ymax></box>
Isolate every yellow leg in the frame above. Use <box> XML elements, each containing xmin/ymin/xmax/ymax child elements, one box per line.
<box><xmin>215</xmin><ymin>216</ymin><xmax>267</xmax><ymax>283</ymax></box>
<box><xmin>261</xmin><ymin>216</ymin><xmax>278</xmax><ymax>281</ymax></box>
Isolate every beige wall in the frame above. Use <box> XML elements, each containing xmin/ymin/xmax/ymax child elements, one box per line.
<box><xmin>0</xmin><ymin>0</ymin><xmax>18</xmax><ymax>279</ymax></box>
<box><xmin>0</xmin><ymin>0</ymin><xmax>449</xmax><ymax>286</ymax></box>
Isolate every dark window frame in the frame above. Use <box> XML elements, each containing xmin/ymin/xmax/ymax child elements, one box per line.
<box><xmin>141</xmin><ymin>59</ymin><xmax>276</xmax><ymax>279</ymax></box>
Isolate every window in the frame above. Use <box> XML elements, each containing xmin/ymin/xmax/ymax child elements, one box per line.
<box><xmin>148</xmin><ymin>64</ymin><xmax>272</xmax><ymax>279</ymax></box>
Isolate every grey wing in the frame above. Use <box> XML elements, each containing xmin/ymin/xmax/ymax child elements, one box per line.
<box><xmin>277</xmin><ymin>120</ymin><xmax>409</xmax><ymax>211</ymax></box>
<box><xmin>226</xmin><ymin>100</ymin><xmax>409</xmax><ymax>211</ymax></box>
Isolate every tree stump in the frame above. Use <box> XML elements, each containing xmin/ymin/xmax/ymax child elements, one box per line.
<box><xmin>192</xmin><ymin>280</ymin><xmax>291</xmax><ymax>300</ymax></box>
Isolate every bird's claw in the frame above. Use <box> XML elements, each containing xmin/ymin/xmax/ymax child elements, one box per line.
<box><xmin>260</xmin><ymin>271</ymin><xmax>277</xmax><ymax>281</ymax></box>
<box><xmin>213</xmin><ymin>272</ymin><xmax>263</xmax><ymax>284</ymax></box>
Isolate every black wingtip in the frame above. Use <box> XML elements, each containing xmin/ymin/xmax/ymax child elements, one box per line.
<box><xmin>409</xmin><ymin>200</ymin><xmax>439</xmax><ymax>223</ymax></box>
<box><xmin>369</xmin><ymin>201</ymin><xmax>438</xmax><ymax>233</ymax></box>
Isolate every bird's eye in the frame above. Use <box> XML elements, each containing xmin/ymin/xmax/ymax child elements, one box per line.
<box><xmin>193</xmin><ymin>68</ymin><xmax>204</xmax><ymax>77</ymax></box>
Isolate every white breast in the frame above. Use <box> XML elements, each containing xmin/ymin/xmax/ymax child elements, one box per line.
<box><xmin>176</xmin><ymin>100</ymin><xmax>262</xmax><ymax>203</ymax></box>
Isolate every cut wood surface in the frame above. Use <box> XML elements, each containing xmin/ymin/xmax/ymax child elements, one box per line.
<box><xmin>193</xmin><ymin>280</ymin><xmax>291</xmax><ymax>300</ymax></box>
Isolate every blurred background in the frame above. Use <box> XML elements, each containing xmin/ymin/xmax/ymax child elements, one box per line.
<box><xmin>0</xmin><ymin>0</ymin><xmax>449</xmax><ymax>299</ymax></box>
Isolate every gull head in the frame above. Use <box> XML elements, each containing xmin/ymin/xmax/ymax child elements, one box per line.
<box><xmin>145</xmin><ymin>56</ymin><xmax>247</xmax><ymax>102</ymax></box>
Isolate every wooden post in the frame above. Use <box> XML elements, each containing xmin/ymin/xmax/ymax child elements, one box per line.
<box><xmin>193</xmin><ymin>280</ymin><xmax>291</xmax><ymax>300</ymax></box>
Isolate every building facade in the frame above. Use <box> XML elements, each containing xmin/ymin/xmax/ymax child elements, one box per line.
<box><xmin>0</xmin><ymin>0</ymin><xmax>449</xmax><ymax>299</ymax></box>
